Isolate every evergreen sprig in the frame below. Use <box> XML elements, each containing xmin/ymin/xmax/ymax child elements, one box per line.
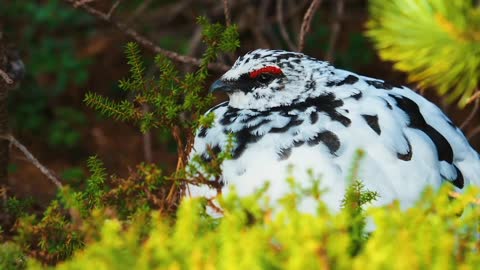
<box><xmin>366</xmin><ymin>1</ymin><xmax>480</xmax><ymax>106</ymax></box>
<box><xmin>84</xmin><ymin>17</ymin><xmax>239</xmax><ymax>135</ymax></box>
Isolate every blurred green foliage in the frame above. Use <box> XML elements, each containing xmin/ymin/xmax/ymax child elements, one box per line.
<box><xmin>19</xmin><ymin>184</ymin><xmax>480</xmax><ymax>270</ymax></box>
<box><xmin>1</xmin><ymin>0</ymin><xmax>93</xmax><ymax>149</ymax></box>
<box><xmin>366</xmin><ymin>0</ymin><xmax>480</xmax><ymax>107</ymax></box>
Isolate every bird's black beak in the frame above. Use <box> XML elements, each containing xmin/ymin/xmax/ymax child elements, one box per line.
<box><xmin>209</xmin><ymin>79</ymin><xmax>233</xmax><ymax>93</ymax></box>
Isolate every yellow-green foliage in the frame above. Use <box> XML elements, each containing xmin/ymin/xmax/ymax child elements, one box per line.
<box><xmin>366</xmin><ymin>1</ymin><xmax>480</xmax><ymax>107</ymax></box>
<box><xmin>27</xmin><ymin>185</ymin><xmax>480</xmax><ymax>270</ymax></box>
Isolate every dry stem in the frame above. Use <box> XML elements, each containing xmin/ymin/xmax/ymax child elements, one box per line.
<box><xmin>0</xmin><ymin>134</ymin><xmax>63</xmax><ymax>189</ymax></box>
<box><xmin>66</xmin><ymin>0</ymin><xmax>229</xmax><ymax>72</ymax></box>
<box><xmin>298</xmin><ymin>0</ymin><xmax>322</xmax><ymax>52</ymax></box>
<box><xmin>0</xmin><ymin>69</ymin><xmax>13</xmax><ymax>84</ymax></box>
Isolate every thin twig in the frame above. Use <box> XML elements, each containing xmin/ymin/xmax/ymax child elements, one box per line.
<box><xmin>325</xmin><ymin>0</ymin><xmax>344</xmax><ymax>62</ymax></box>
<box><xmin>276</xmin><ymin>0</ymin><xmax>297</xmax><ymax>51</ymax></box>
<box><xmin>223</xmin><ymin>0</ymin><xmax>232</xmax><ymax>26</ymax></box>
<box><xmin>0</xmin><ymin>69</ymin><xmax>13</xmax><ymax>84</ymax></box>
<box><xmin>460</xmin><ymin>92</ymin><xmax>479</xmax><ymax>130</ymax></box>
<box><xmin>467</xmin><ymin>125</ymin><xmax>480</xmax><ymax>140</ymax></box>
<box><xmin>106</xmin><ymin>0</ymin><xmax>122</xmax><ymax>19</ymax></box>
<box><xmin>127</xmin><ymin>0</ymin><xmax>152</xmax><ymax>23</ymax></box>
<box><xmin>449</xmin><ymin>191</ymin><xmax>480</xmax><ymax>205</ymax></box>
<box><xmin>142</xmin><ymin>104</ymin><xmax>153</xmax><ymax>163</ymax></box>
<box><xmin>66</xmin><ymin>0</ymin><xmax>229</xmax><ymax>72</ymax></box>
<box><xmin>72</xmin><ymin>0</ymin><xmax>94</xmax><ymax>7</ymax></box>
<box><xmin>466</xmin><ymin>90</ymin><xmax>480</xmax><ymax>105</ymax></box>
<box><xmin>298</xmin><ymin>0</ymin><xmax>322</xmax><ymax>52</ymax></box>
<box><xmin>0</xmin><ymin>135</ymin><xmax>63</xmax><ymax>189</ymax></box>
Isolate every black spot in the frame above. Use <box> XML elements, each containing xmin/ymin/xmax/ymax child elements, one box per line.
<box><xmin>391</xmin><ymin>95</ymin><xmax>453</xmax><ymax>163</ymax></box>
<box><xmin>307</xmin><ymin>130</ymin><xmax>340</xmax><ymax>154</ymax></box>
<box><xmin>366</xmin><ymin>79</ymin><xmax>394</xmax><ymax>90</ymax></box>
<box><xmin>338</xmin><ymin>75</ymin><xmax>359</xmax><ymax>86</ymax></box>
<box><xmin>362</xmin><ymin>114</ymin><xmax>381</xmax><ymax>135</ymax></box>
<box><xmin>446</xmin><ymin>118</ymin><xmax>456</xmax><ymax>128</ymax></box>
<box><xmin>451</xmin><ymin>166</ymin><xmax>464</xmax><ymax>189</ymax></box>
<box><xmin>270</xmin><ymin>116</ymin><xmax>303</xmax><ymax>133</ymax></box>
<box><xmin>385</xmin><ymin>100</ymin><xmax>393</xmax><ymax>110</ymax></box>
<box><xmin>326</xmin><ymin>81</ymin><xmax>336</xmax><ymax>87</ymax></box>
<box><xmin>326</xmin><ymin>75</ymin><xmax>359</xmax><ymax>87</ymax></box>
<box><xmin>232</xmin><ymin>128</ymin><xmax>263</xmax><ymax>159</ymax></box>
<box><xmin>305</xmin><ymin>80</ymin><xmax>316</xmax><ymax>91</ymax></box>
<box><xmin>269</xmin><ymin>93</ymin><xmax>350</xmax><ymax>127</ymax></box>
<box><xmin>211</xmin><ymin>145</ymin><xmax>221</xmax><ymax>156</ymax></box>
<box><xmin>331</xmin><ymin>112</ymin><xmax>351</xmax><ymax>127</ymax></box>
<box><xmin>200</xmin><ymin>153</ymin><xmax>211</xmax><ymax>163</ymax></box>
<box><xmin>397</xmin><ymin>137</ymin><xmax>412</xmax><ymax>161</ymax></box>
<box><xmin>276</xmin><ymin>52</ymin><xmax>299</xmax><ymax>61</ymax></box>
<box><xmin>220</xmin><ymin>106</ymin><xmax>240</xmax><ymax>125</ymax></box>
<box><xmin>277</xmin><ymin>147</ymin><xmax>292</xmax><ymax>160</ymax></box>
<box><xmin>198</xmin><ymin>127</ymin><xmax>208</xmax><ymax>138</ymax></box>
<box><xmin>252</xmin><ymin>53</ymin><xmax>261</xmax><ymax>59</ymax></box>
<box><xmin>351</xmin><ymin>92</ymin><xmax>362</xmax><ymax>100</ymax></box>
<box><xmin>310</xmin><ymin>112</ymin><xmax>318</xmax><ymax>124</ymax></box>
<box><xmin>293</xmin><ymin>139</ymin><xmax>305</xmax><ymax>147</ymax></box>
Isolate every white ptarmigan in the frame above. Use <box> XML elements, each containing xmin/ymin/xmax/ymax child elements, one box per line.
<box><xmin>187</xmin><ymin>49</ymin><xmax>480</xmax><ymax>214</ymax></box>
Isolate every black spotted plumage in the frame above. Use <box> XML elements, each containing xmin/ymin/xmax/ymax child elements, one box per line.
<box><xmin>188</xmin><ymin>49</ymin><xmax>480</xmax><ymax>216</ymax></box>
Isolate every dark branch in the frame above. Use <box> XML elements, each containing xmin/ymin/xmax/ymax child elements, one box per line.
<box><xmin>65</xmin><ymin>0</ymin><xmax>230</xmax><ymax>72</ymax></box>
<box><xmin>0</xmin><ymin>135</ymin><xmax>63</xmax><ymax>189</ymax></box>
<box><xmin>325</xmin><ymin>0</ymin><xmax>344</xmax><ymax>62</ymax></box>
<box><xmin>298</xmin><ymin>0</ymin><xmax>322</xmax><ymax>52</ymax></box>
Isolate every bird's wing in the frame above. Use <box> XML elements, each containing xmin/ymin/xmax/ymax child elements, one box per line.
<box><xmin>333</xmin><ymin>69</ymin><xmax>480</xmax><ymax>190</ymax></box>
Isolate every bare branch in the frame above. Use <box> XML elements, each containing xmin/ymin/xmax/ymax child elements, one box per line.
<box><xmin>0</xmin><ymin>69</ymin><xmax>13</xmax><ymax>84</ymax></box>
<box><xmin>72</xmin><ymin>0</ymin><xmax>94</xmax><ymax>7</ymax></box>
<box><xmin>298</xmin><ymin>0</ymin><xmax>322</xmax><ymax>52</ymax></box>
<box><xmin>325</xmin><ymin>0</ymin><xmax>344</xmax><ymax>62</ymax></box>
<box><xmin>127</xmin><ymin>0</ymin><xmax>153</xmax><ymax>23</ymax></box>
<box><xmin>142</xmin><ymin>104</ymin><xmax>153</xmax><ymax>163</ymax></box>
<box><xmin>276</xmin><ymin>0</ymin><xmax>297</xmax><ymax>51</ymax></box>
<box><xmin>65</xmin><ymin>0</ymin><xmax>229</xmax><ymax>72</ymax></box>
<box><xmin>466</xmin><ymin>90</ymin><xmax>480</xmax><ymax>105</ymax></box>
<box><xmin>106</xmin><ymin>0</ymin><xmax>122</xmax><ymax>19</ymax></box>
<box><xmin>223</xmin><ymin>0</ymin><xmax>232</xmax><ymax>26</ymax></box>
<box><xmin>467</xmin><ymin>125</ymin><xmax>480</xmax><ymax>140</ymax></box>
<box><xmin>0</xmin><ymin>135</ymin><xmax>63</xmax><ymax>189</ymax></box>
<box><xmin>460</xmin><ymin>91</ymin><xmax>479</xmax><ymax>130</ymax></box>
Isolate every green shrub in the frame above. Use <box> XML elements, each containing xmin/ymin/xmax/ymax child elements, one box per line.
<box><xmin>25</xmin><ymin>184</ymin><xmax>480</xmax><ymax>270</ymax></box>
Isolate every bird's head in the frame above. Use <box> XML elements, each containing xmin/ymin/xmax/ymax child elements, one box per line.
<box><xmin>210</xmin><ymin>49</ymin><xmax>333</xmax><ymax>110</ymax></box>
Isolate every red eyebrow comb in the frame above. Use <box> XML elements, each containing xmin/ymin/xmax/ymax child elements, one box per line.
<box><xmin>249</xmin><ymin>66</ymin><xmax>283</xmax><ymax>79</ymax></box>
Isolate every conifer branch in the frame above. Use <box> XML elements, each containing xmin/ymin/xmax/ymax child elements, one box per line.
<box><xmin>84</xmin><ymin>92</ymin><xmax>140</xmax><ymax>121</ymax></box>
<box><xmin>65</xmin><ymin>0</ymin><xmax>230</xmax><ymax>72</ymax></box>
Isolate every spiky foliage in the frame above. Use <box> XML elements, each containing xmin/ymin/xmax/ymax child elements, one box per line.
<box><xmin>342</xmin><ymin>149</ymin><xmax>379</xmax><ymax>255</ymax></box>
<box><xmin>366</xmin><ymin>1</ymin><xmax>480</xmax><ymax>106</ymax></box>
<box><xmin>84</xmin><ymin>17</ymin><xmax>239</xmax><ymax>133</ymax></box>
<box><xmin>24</xmin><ymin>184</ymin><xmax>480</xmax><ymax>270</ymax></box>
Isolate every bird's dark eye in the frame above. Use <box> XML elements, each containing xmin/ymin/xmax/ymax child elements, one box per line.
<box><xmin>257</xmin><ymin>73</ymin><xmax>274</xmax><ymax>84</ymax></box>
